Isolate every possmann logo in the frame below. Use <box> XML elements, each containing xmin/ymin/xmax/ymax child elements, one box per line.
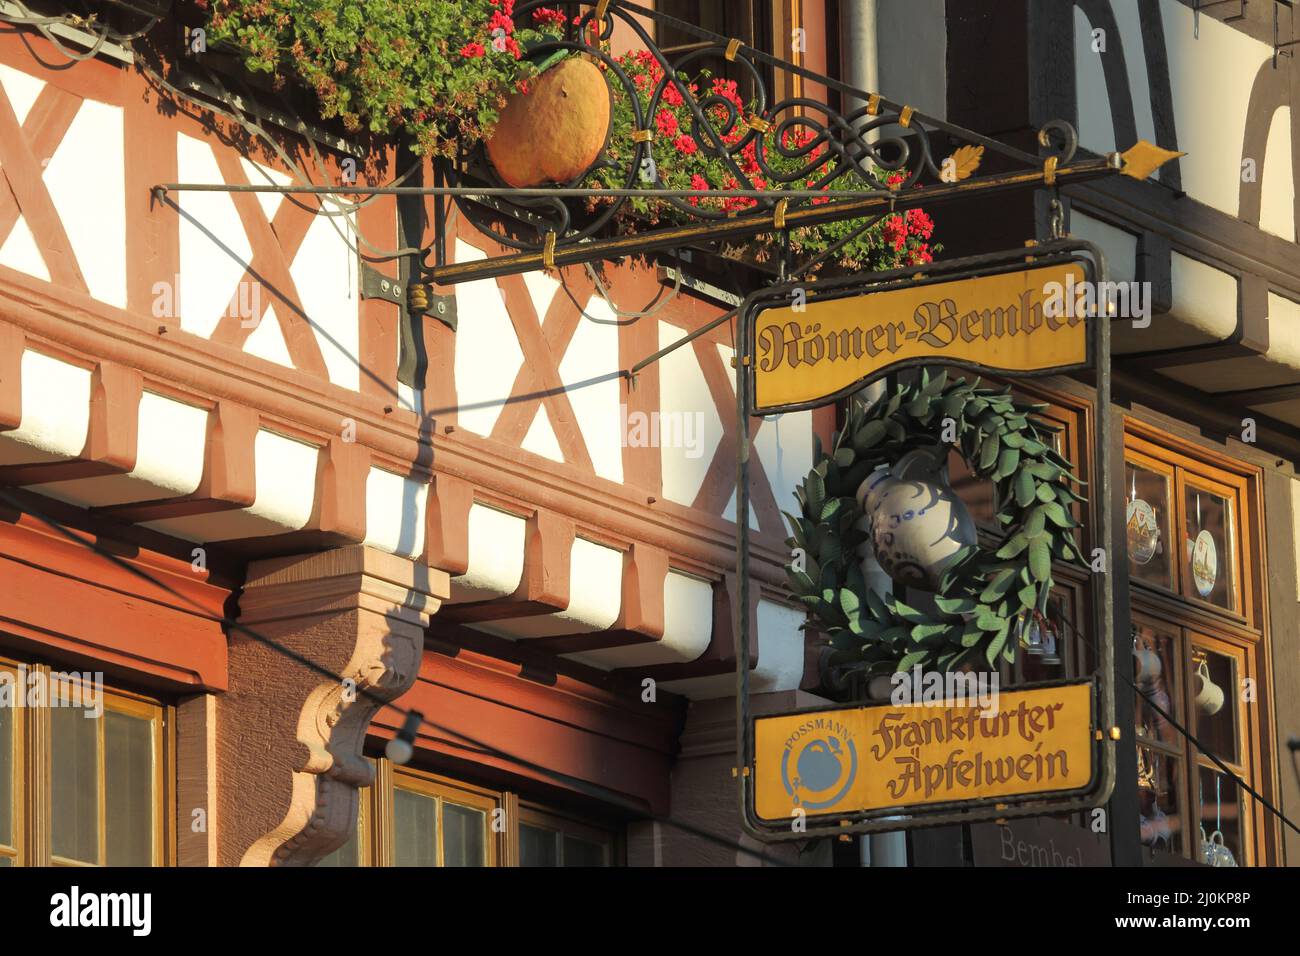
<box><xmin>50</xmin><ymin>886</ymin><xmax>151</xmax><ymax>937</ymax></box>
<box><xmin>780</xmin><ymin>716</ymin><xmax>859</xmax><ymax>811</ymax></box>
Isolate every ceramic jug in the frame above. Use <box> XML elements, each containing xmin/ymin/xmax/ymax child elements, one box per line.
<box><xmin>855</xmin><ymin>448</ymin><xmax>977</xmax><ymax>592</ymax></box>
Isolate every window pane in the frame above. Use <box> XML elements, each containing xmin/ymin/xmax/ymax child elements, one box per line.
<box><xmin>104</xmin><ymin>711</ymin><xmax>154</xmax><ymax>866</ymax></box>
<box><xmin>1184</xmin><ymin>486</ymin><xmax>1236</xmax><ymax>609</ymax></box>
<box><xmin>1137</xmin><ymin>747</ymin><xmax>1183</xmax><ymax>856</ymax></box>
<box><xmin>519</xmin><ymin>824</ymin><xmax>558</xmax><ymax>867</ymax></box>
<box><xmin>0</xmin><ymin>703</ymin><xmax>12</xmax><ymax>850</ymax></box>
<box><xmin>1192</xmin><ymin>649</ymin><xmax>1238</xmax><ymax>763</ymax></box>
<box><xmin>1126</xmin><ymin>463</ymin><xmax>1173</xmax><ymax>589</ymax></box>
<box><xmin>51</xmin><ymin>705</ymin><xmax>98</xmax><ymax>864</ymax></box>
<box><xmin>1197</xmin><ymin>766</ymin><xmax>1244</xmax><ymax>867</ymax></box>
<box><xmin>442</xmin><ymin>802</ymin><xmax>487</xmax><ymax>867</ymax></box>
<box><xmin>0</xmin><ymin>856</ymin><xmax>11</xmax><ymax>866</ymax></box>
<box><xmin>563</xmin><ymin>835</ymin><xmax>607</xmax><ymax>867</ymax></box>
<box><xmin>392</xmin><ymin>787</ymin><xmax>438</xmax><ymax>867</ymax></box>
<box><xmin>1133</xmin><ymin>624</ymin><xmax>1181</xmax><ymax>749</ymax></box>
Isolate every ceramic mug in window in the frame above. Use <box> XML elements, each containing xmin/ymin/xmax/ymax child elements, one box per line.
<box><xmin>1199</xmin><ymin>828</ymin><xmax>1237</xmax><ymax>867</ymax></box>
<box><xmin>1193</xmin><ymin>659</ymin><xmax>1225</xmax><ymax>716</ymax></box>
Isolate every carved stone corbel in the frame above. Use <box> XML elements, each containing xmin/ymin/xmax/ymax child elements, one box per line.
<box><xmin>216</xmin><ymin>545</ymin><xmax>447</xmax><ymax>866</ymax></box>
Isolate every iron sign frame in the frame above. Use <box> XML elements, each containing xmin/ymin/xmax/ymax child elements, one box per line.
<box><xmin>732</xmin><ymin>238</ymin><xmax>1116</xmax><ymax>840</ymax></box>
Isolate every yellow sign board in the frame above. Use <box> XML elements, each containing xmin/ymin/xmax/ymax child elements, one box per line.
<box><xmin>752</xmin><ymin>262</ymin><xmax>1089</xmax><ymax>412</ymax></box>
<box><xmin>753</xmin><ymin>682</ymin><xmax>1095</xmax><ymax>822</ymax></box>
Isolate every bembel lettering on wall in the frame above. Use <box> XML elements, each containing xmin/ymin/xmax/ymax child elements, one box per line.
<box><xmin>970</xmin><ymin>816</ymin><xmax>1112</xmax><ymax>867</ymax></box>
<box><xmin>749</xmin><ymin>259</ymin><xmax>1095</xmax><ymax>414</ymax></box>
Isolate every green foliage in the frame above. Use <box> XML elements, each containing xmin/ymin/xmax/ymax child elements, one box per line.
<box><xmin>204</xmin><ymin>3</ymin><xmax>942</xmax><ymax>271</ymax></box>
<box><xmin>204</xmin><ymin>0</ymin><xmax>568</xmax><ymax>156</ymax></box>
<box><xmin>586</xmin><ymin>50</ymin><xmax>940</xmax><ymax>273</ymax></box>
<box><xmin>783</xmin><ymin>368</ymin><xmax>1087</xmax><ymax>684</ymax></box>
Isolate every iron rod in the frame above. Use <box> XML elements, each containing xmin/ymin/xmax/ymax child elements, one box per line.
<box><xmin>420</xmin><ymin>156</ymin><xmax>1121</xmax><ymax>285</ymax></box>
<box><xmin>154</xmin><ymin>183</ymin><xmax>925</xmax><ymax>199</ymax></box>
<box><xmin>629</xmin><ymin>307</ymin><xmax>738</xmax><ymax>376</ymax></box>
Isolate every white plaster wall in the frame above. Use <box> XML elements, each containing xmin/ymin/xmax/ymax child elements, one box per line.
<box><xmin>0</xmin><ymin>215</ymin><xmax>48</xmax><ymax>282</ymax></box>
<box><xmin>40</xmin><ymin>391</ymin><xmax>207</xmax><ymax>507</ymax></box>
<box><xmin>1069</xmin><ymin>211</ymin><xmax>1137</xmax><ymax>285</ymax></box>
<box><xmin>658</xmin><ymin>320</ymin><xmax>723</xmax><ymax>508</ymax></box>
<box><xmin>752</xmin><ymin>409</ymin><xmax>813</xmax><ymax>518</ymax></box>
<box><xmin>239</xmin><ymin>157</ymin><xmax>290</xmax><ymax>223</ymax></box>
<box><xmin>0</xmin><ymin>63</ymin><xmax>42</xmax><ymax>123</ymax></box>
<box><xmin>363</xmin><ymin>466</ymin><xmax>428</xmax><ymax>558</ymax></box>
<box><xmin>0</xmin><ymin>351</ymin><xmax>90</xmax><ymax>466</ymax></box>
<box><xmin>560</xmin><ymin>293</ymin><xmax>624</xmax><ymax>483</ymax></box>
<box><xmin>448</xmin><ymin>503</ymin><xmax>527</xmax><ymax>602</ymax></box>
<box><xmin>143</xmin><ymin>428</ymin><xmax>318</xmax><ymax>541</ymax></box>
<box><xmin>749</xmin><ymin>599</ymin><xmax>807</xmax><ymax>693</ymax></box>
<box><xmin>519</xmin><ymin>268</ymin><xmax>565</xmax><ymax>462</ymax></box>
<box><xmin>522</xmin><ymin>407</ymin><xmax>564</xmax><ymax>462</ymax></box>
<box><xmin>1167</xmin><ymin>251</ymin><xmax>1238</xmax><ymax>338</ymax></box>
<box><xmin>714</xmin><ymin>341</ymin><xmax>811</xmax><ymax>528</ymax></box>
<box><xmin>563</xmin><ymin>568</ymin><xmax>713</xmax><ymax>669</ymax></box>
<box><xmin>482</xmin><ymin>537</ymin><xmax>622</xmax><ymax>639</ymax></box>
<box><xmin>243</xmin><ymin>305</ymin><xmax>294</xmax><ymax>368</ymax></box>
<box><xmin>289</xmin><ymin>210</ymin><xmax>361</xmax><ymax>390</ymax></box>
<box><xmin>1260</xmin><ymin>106</ymin><xmax>1296</xmax><ymax>242</ymax></box>
<box><xmin>44</xmin><ymin>98</ymin><xmax>126</xmax><ymax>309</ymax></box>
<box><xmin>1074</xmin><ymin>5</ymin><xmax>1117</xmax><ymax>154</ymax></box>
<box><xmin>1161</xmin><ymin>0</ymin><xmax>1272</xmax><ymax>217</ymax></box>
<box><xmin>178</xmin><ymin>134</ymin><xmax>253</xmax><ymax>339</ymax></box>
<box><xmin>454</xmin><ymin>239</ymin><xmax>524</xmax><ymax>437</ymax></box>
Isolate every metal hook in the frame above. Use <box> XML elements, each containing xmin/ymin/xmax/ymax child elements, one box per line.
<box><xmin>1049</xmin><ymin>196</ymin><xmax>1065</xmax><ymax>240</ymax></box>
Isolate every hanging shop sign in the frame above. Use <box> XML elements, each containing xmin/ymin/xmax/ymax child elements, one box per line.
<box><xmin>751</xmin><ymin>257</ymin><xmax>1095</xmax><ymax>414</ymax></box>
<box><xmin>752</xmin><ymin>679</ymin><xmax>1097</xmax><ymax>823</ymax></box>
<box><xmin>732</xmin><ymin>239</ymin><xmax>1118</xmax><ymax>841</ymax></box>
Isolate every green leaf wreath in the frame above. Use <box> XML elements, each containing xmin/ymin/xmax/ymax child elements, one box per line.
<box><xmin>784</xmin><ymin>368</ymin><xmax>1088</xmax><ymax>687</ymax></box>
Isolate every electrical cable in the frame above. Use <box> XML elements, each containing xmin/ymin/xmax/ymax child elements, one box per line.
<box><xmin>139</xmin><ymin>57</ymin><xmax>430</xmax><ymax>262</ymax></box>
<box><xmin>0</xmin><ymin>2</ymin><xmax>110</xmax><ymax>61</ymax></box>
<box><xmin>1055</xmin><ymin>613</ymin><xmax>1300</xmax><ymax>838</ymax></box>
<box><xmin>0</xmin><ymin>485</ymin><xmax>798</xmax><ymax>866</ymax></box>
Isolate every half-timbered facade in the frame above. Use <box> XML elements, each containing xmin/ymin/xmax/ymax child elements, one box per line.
<box><xmin>3</xmin><ymin>0</ymin><xmax>1299</xmax><ymax>871</ymax></box>
<box><xmin>0</xmin><ymin>2</ymin><xmax>835</xmax><ymax>868</ymax></box>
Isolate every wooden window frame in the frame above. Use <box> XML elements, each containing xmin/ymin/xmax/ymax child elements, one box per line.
<box><xmin>1125</xmin><ymin>429</ymin><xmax>1259</xmax><ymax>629</ymax></box>
<box><xmin>334</xmin><ymin>758</ymin><xmax>622</xmax><ymax>867</ymax></box>
<box><xmin>389</xmin><ymin>767</ymin><xmax>500</xmax><ymax>868</ymax></box>
<box><xmin>0</xmin><ymin>652</ymin><xmax>171</xmax><ymax>867</ymax></box>
<box><xmin>0</xmin><ymin>660</ymin><xmax>24</xmax><ymax>867</ymax></box>
<box><xmin>517</xmin><ymin>802</ymin><xmax>622</xmax><ymax>867</ymax></box>
<box><xmin>1124</xmin><ymin>446</ymin><xmax>1179</xmax><ymax>594</ymax></box>
<box><xmin>1123</xmin><ymin>420</ymin><xmax>1275</xmax><ymax>866</ymax></box>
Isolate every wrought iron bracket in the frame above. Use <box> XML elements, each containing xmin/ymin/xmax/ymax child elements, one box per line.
<box><xmin>360</xmin><ymin>262</ymin><xmax>456</xmax><ymax>332</ymax></box>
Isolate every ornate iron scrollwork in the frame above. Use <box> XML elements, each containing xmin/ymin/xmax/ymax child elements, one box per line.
<box><xmin>436</xmin><ymin>0</ymin><xmax>1023</xmax><ymax>268</ymax></box>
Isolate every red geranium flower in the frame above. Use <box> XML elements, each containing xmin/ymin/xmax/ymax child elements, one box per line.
<box><xmin>459</xmin><ymin>42</ymin><xmax>486</xmax><ymax>58</ymax></box>
<box><xmin>688</xmin><ymin>173</ymin><xmax>709</xmax><ymax>206</ymax></box>
<box><xmin>532</xmin><ymin>7</ymin><xmax>567</xmax><ymax>27</ymax></box>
